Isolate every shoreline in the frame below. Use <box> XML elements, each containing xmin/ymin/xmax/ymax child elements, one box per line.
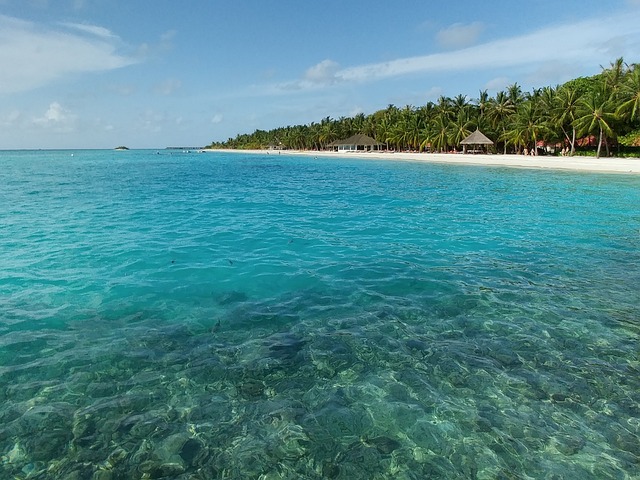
<box><xmin>205</xmin><ymin>149</ymin><xmax>640</xmax><ymax>174</ymax></box>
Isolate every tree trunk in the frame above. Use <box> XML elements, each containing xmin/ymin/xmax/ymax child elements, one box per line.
<box><xmin>597</xmin><ymin>127</ymin><xmax>603</xmax><ymax>158</ymax></box>
<box><xmin>503</xmin><ymin>128</ymin><xmax>507</xmax><ymax>154</ymax></box>
<box><xmin>571</xmin><ymin>127</ymin><xmax>576</xmax><ymax>156</ymax></box>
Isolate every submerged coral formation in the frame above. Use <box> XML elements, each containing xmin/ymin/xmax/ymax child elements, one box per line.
<box><xmin>1</xmin><ymin>284</ymin><xmax>638</xmax><ymax>479</ymax></box>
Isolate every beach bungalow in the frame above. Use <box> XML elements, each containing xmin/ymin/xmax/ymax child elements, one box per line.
<box><xmin>329</xmin><ymin>134</ymin><xmax>383</xmax><ymax>152</ymax></box>
<box><xmin>460</xmin><ymin>129</ymin><xmax>494</xmax><ymax>154</ymax></box>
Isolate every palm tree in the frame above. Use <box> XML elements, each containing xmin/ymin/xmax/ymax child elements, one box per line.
<box><xmin>602</xmin><ymin>57</ymin><xmax>626</xmax><ymax>98</ymax></box>
<box><xmin>574</xmin><ymin>85</ymin><xmax>617</xmax><ymax>158</ymax></box>
<box><xmin>426</xmin><ymin>114</ymin><xmax>451</xmax><ymax>153</ymax></box>
<box><xmin>502</xmin><ymin>121</ymin><xmax>527</xmax><ymax>154</ymax></box>
<box><xmin>352</xmin><ymin>112</ymin><xmax>366</xmax><ymax>134</ymax></box>
<box><xmin>452</xmin><ymin>94</ymin><xmax>470</xmax><ymax>117</ymax></box>
<box><xmin>617</xmin><ymin>64</ymin><xmax>640</xmax><ymax>122</ymax></box>
<box><xmin>514</xmin><ymin>100</ymin><xmax>548</xmax><ymax>155</ymax></box>
<box><xmin>487</xmin><ymin>91</ymin><xmax>516</xmax><ymax>153</ymax></box>
<box><xmin>375</xmin><ymin>115</ymin><xmax>392</xmax><ymax>150</ymax></box>
<box><xmin>553</xmin><ymin>84</ymin><xmax>582</xmax><ymax>155</ymax></box>
<box><xmin>362</xmin><ymin>114</ymin><xmax>377</xmax><ymax>138</ymax></box>
<box><xmin>436</xmin><ymin>96</ymin><xmax>455</xmax><ymax>121</ymax></box>
<box><xmin>507</xmin><ymin>83</ymin><xmax>524</xmax><ymax>107</ymax></box>
<box><xmin>475</xmin><ymin>89</ymin><xmax>489</xmax><ymax>121</ymax></box>
<box><xmin>318</xmin><ymin>117</ymin><xmax>338</xmax><ymax>149</ymax></box>
<box><xmin>388</xmin><ymin>122</ymin><xmax>409</xmax><ymax>151</ymax></box>
<box><xmin>403</xmin><ymin>110</ymin><xmax>425</xmax><ymax>151</ymax></box>
<box><xmin>448</xmin><ymin>110</ymin><xmax>475</xmax><ymax>149</ymax></box>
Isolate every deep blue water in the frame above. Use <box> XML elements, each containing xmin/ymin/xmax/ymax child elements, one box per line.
<box><xmin>0</xmin><ymin>149</ymin><xmax>639</xmax><ymax>479</ymax></box>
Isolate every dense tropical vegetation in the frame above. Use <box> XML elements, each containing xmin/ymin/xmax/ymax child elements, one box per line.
<box><xmin>208</xmin><ymin>58</ymin><xmax>640</xmax><ymax>158</ymax></box>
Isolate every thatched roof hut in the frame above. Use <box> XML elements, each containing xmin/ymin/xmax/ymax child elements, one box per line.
<box><xmin>460</xmin><ymin>129</ymin><xmax>493</xmax><ymax>154</ymax></box>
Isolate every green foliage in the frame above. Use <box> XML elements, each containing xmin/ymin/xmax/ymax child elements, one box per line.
<box><xmin>618</xmin><ymin>128</ymin><xmax>640</xmax><ymax>146</ymax></box>
<box><xmin>207</xmin><ymin>58</ymin><xmax>640</xmax><ymax>158</ymax></box>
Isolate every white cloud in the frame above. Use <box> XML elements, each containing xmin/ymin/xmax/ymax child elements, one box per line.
<box><xmin>60</xmin><ymin>22</ymin><xmax>117</xmax><ymax>39</ymax></box>
<box><xmin>211</xmin><ymin>114</ymin><xmax>223</xmax><ymax>124</ymax></box>
<box><xmin>484</xmin><ymin>76</ymin><xmax>510</xmax><ymax>91</ymax></box>
<box><xmin>436</xmin><ymin>22</ymin><xmax>484</xmax><ymax>50</ymax></box>
<box><xmin>32</xmin><ymin>102</ymin><xmax>77</xmax><ymax>132</ymax></box>
<box><xmin>269</xmin><ymin>59</ymin><xmax>341</xmax><ymax>92</ymax></box>
<box><xmin>0</xmin><ymin>15</ymin><xmax>137</xmax><ymax>94</ymax></box>
<box><xmin>273</xmin><ymin>12</ymin><xmax>639</xmax><ymax>93</ymax></box>
<box><xmin>304</xmin><ymin>59</ymin><xmax>340</xmax><ymax>85</ymax></box>
<box><xmin>339</xmin><ymin>14</ymin><xmax>640</xmax><ymax>83</ymax></box>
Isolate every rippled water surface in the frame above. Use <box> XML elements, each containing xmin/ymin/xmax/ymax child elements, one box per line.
<box><xmin>1</xmin><ymin>149</ymin><xmax>639</xmax><ymax>479</ymax></box>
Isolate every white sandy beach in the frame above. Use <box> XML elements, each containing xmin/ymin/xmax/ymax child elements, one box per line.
<box><xmin>206</xmin><ymin>149</ymin><xmax>640</xmax><ymax>174</ymax></box>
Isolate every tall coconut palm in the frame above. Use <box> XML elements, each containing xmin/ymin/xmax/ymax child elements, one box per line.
<box><xmin>416</xmin><ymin>102</ymin><xmax>437</xmax><ymax>126</ymax></box>
<box><xmin>389</xmin><ymin>122</ymin><xmax>410</xmax><ymax>151</ymax></box>
<box><xmin>574</xmin><ymin>85</ymin><xmax>617</xmax><ymax>158</ymax></box>
<box><xmin>513</xmin><ymin>100</ymin><xmax>548</xmax><ymax>155</ymax></box>
<box><xmin>452</xmin><ymin>94</ymin><xmax>469</xmax><ymax>116</ymax></box>
<box><xmin>553</xmin><ymin>84</ymin><xmax>582</xmax><ymax>155</ymax></box>
<box><xmin>487</xmin><ymin>91</ymin><xmax>516</xmax><ymax>154</ymax></box>
<box><xmin>602</xmin><ymin>57</ymin><xmax>626</xmax><ymax>98</ymax></box>
<box><xmin>507</xmin><ymin>83</ymin><xmax>524</xmax><ymax>107</ymax></box>
<box><xmin>426</xmin><ymin>114</ymin><xmax>451</xmax><ymax>153</ymax></box>
<box><xmin>448</xmin><ymin>110</ymin><xmax>475</xmax><ymax>148</ymax></box>
<box><xmin>436</xmin><ymin>95</ymin><xmax>455</xmax><ymax>121</ymax></box>
<box><xmin>318</xmin><ymin>117</ymin><xmax>338</xmax><ymax>149</ymax></box>
<box><xmin>352</xmin><ymin>112</ymin><xmax>366</xmax><ymax>134</ymax></box>
<box><xmin>502</xmin><ymin>121</ymin><xmax>528</xmax><ymax>154</ymax></box>
<box><xmin>475</xmin><ymin>89</ymin><xmax>489</xmax><ymax>121</ymax></box>
<box><xmin>403</xmin><ymin>110</ymin><xmax>425</xmax><ymax>151</ymax></box>
<box><xmin>617</xmin><ymin>64</ymin><xmax>640</xmax><ymax>122</ymax></box>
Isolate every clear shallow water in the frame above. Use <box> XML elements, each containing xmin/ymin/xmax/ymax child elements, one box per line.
<box><xmin>0</xmin><ymin>149</ymin><xmax>639</xmax><ymax>479</ymax></box>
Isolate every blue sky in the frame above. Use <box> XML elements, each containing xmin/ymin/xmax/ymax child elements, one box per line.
<box><xmin>1</xmin><ymin>0</ymin><xmax>640</xmax><ymax>149</ymax></box>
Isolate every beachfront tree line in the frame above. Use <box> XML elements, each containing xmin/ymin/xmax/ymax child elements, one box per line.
<box><xmin>208</xmin><ymin>58</ymin><xmax>640</xmax><ymax>158</ymax></box>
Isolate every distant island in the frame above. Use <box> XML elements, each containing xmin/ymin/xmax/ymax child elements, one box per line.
<box><xmin>114</xmin><ymin>146</ymin><xmax>129</xmax><ymax>150</ymax></box>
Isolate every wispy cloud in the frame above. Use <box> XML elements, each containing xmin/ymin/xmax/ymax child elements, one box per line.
<box><xmin>274</xmin><ymin>12</ymin><xmax>639</xmax><ymax>93</ymax></box>
<box><xmin>436</xmin><ymin>22</ymin><xmax>484</xmax><ymax>50</ymax></box>
<box><xmin>60</xmin><ymin>22</ymin><xmax>117</xmax><ymax>39</ymax></box>
<box><xmin>338</xmin><ymin>14</ymin><xmax>639</xmax><ymax>83</ymax></box>
<box><xmin>0</xmin><ymin>15</ymin><xmax>138</xmax><ymax>94</ymax></box>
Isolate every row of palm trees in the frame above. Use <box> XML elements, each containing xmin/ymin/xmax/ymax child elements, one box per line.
<box><xmin>208</xmin><ymin>58</ymin><xmax>640</xmax><ymax>158</ymax></box>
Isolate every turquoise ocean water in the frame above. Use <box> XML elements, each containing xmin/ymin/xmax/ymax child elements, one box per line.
<box><xmin>0</xmin><ymin>149</ymin><xmax>639</xmax><ymax>479</ymax></box>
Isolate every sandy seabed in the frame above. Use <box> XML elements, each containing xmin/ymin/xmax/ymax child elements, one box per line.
<box><xmin>206</xmin><ymin>149</ymin><xmax>640</xmax><ymax>174</ymax></box>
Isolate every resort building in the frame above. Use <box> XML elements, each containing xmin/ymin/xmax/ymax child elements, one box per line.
<box><xmin>328</xmin><ymin>134</ymin><xmax>383</xmax><ymax>152</ymax></box>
